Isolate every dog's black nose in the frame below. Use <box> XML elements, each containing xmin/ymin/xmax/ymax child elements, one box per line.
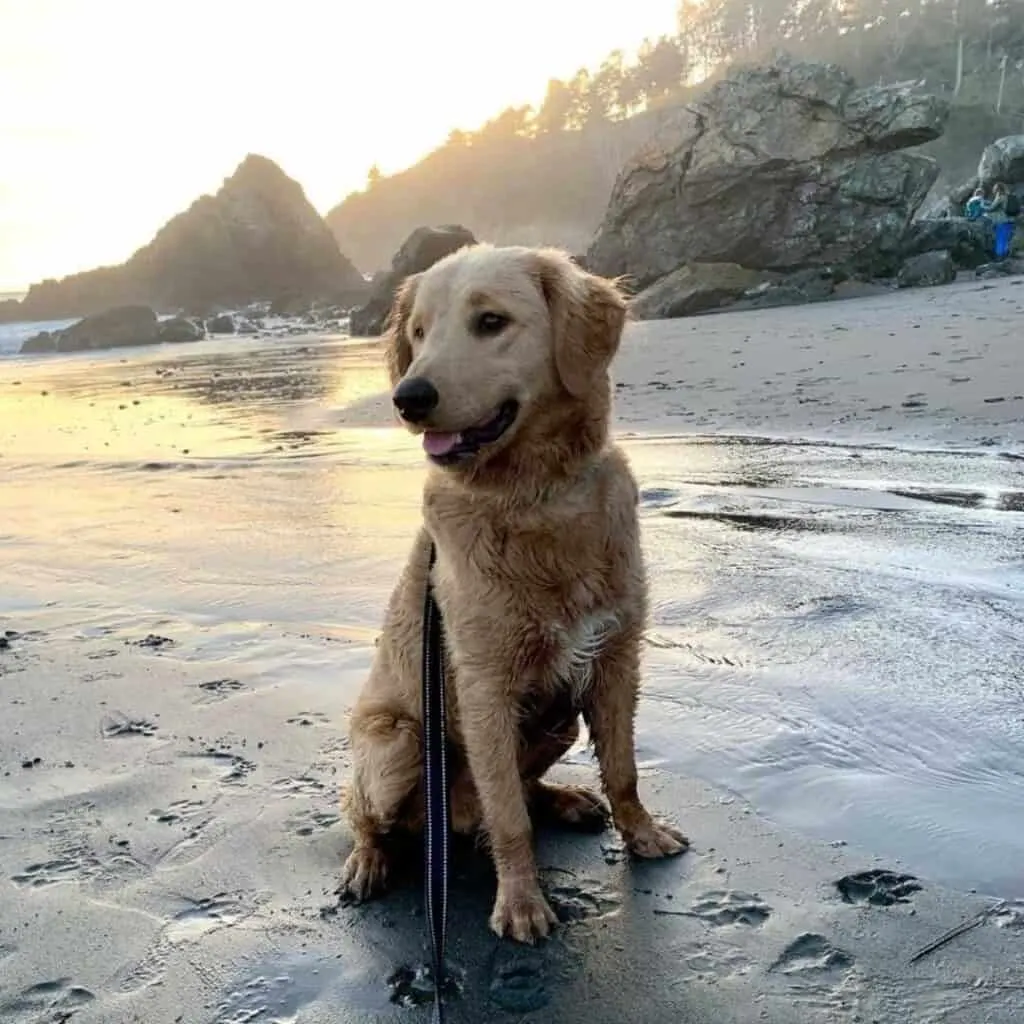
<box><xmin>392</xmin><ymin>376</ymin><xmax>440</xmax><ymax>424</ymax></box>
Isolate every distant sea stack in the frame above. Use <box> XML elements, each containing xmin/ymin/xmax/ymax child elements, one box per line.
<box><xmin>1</xmin><ymin>155</ymin><xmax>369</xmax><ymax>323</ymax></box>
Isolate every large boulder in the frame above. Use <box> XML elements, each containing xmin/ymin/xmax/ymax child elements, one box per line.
<box><xmin>158</xmin><ymin>316</ymin><xmax>204</xmax><ymax>343</ymax></box>
<box><xmin>978</xmin><ymin>135</ymin><xmax>1024</xmax><ymax>186</ymax></box>
<box><xmin>350</xmin><ymin>225</ymin><xmax>477</xmax><ymax>337</ymax></box>
<box><xmin>2</xmin><ymin>155</ymin><xmax>369</xmax><ymax>324</ymax></box>
<box><xmin>20</xmin><ymin>305</ymin><xmax>159</xmax><ymax>354</ymax></box>
<box><xmin>206</xmin><ymin>313</ymin><xmax>236</xmax><ymax>335</ymax></box>
<box><xmin>899</xmin><ymin>217</ymin><xmax>993</xmax><ymax>269</ymax></box>
<box><xmin>587</xmin><ymin>55</ymin><xmax>948</xmax><ymax>291</ymax></box>
<box><xmin>630</xmin><ymin>263</ymin><xmax>769</xmax><ymax>320</ymax></box>
<box><xmin>897</xmin><ymin>250</ymin><xmax>956</xmax><ymax>289</ymax></box>
<box><xmin>734</xmin><ymin>267</ymin><xmax>841</xmax><ymax>310</ymax></box>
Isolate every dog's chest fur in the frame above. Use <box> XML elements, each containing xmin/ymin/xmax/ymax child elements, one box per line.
<box><xmin>546</xmin><ymin>609</ymin><xmax>620</xmax><ymax>699</ymax></box>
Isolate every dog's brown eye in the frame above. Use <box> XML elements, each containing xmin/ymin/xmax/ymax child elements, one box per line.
<box><xmin>474</xmin><ymin>312</ymin><xmax>509</xmax><ymax>337</ymax></box>
<box><xmin>412</xmin><ymin>325</ymin><xmax>424</xmax><ymax>340</ymax></box>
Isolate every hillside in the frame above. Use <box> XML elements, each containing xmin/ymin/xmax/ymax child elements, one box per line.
<box><xmin>2</xmin><ymin>155</ymin><xmax>367</xmax><ymax>324</ymax></box>
<box><xmin>326</xmin><ymin>114</ymin><xmax>662</xmax><ymax>274</ymax></box>
<box><xmin>327</xmin><ymin>0</ymin><xmax>1024</xmax><ymax>275</ymax></box>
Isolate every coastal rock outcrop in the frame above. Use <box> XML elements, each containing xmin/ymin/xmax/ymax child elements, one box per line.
<box><xmin>630</xmin><ymin>263</ymin><xmax>769</xmax><ymax>320</ymax></box>
<box><xmin>2</xmin><ymin>155</ymin><xmax>369</xmax><ymax>324</ymax></box>
<box><xmin>21</xmin><ymin>305</ymin><xmax>159</xmax><ymax>354</ymax></box>
<box><xmin>897</xmin><ymin>250</ymin><xmax>956</xmax><ymax>288</ymax></box>
<box><xmin>587</xmin><ymin>55</ymin><xmax>948</xmax><ymax>296</ymax></box>
<box><xmin>349</xmin><ymin>225</ymin><xmax>477</xmax><ymax>337</ymax></box>
<box><xmin>157</xmin><ymin>316</ymin><xmax>204</xmax><ymax>343</ymax></box>
<box><xmin>978</xmin><ymin>135</ymin><xmax>1024</xmax><ymax>187</ymax></box>
<box><xmin>898</xmin><ymin>216</ymin><xmax>993</xmax><ymax>269</ymax></box>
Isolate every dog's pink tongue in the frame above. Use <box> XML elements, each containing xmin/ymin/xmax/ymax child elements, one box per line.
<box><xmin>423</xmin><ymin>431</ymin><xmax>461</xmax><ymax>457</ymax></box>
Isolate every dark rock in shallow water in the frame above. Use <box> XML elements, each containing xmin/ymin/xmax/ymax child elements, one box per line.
<box><xmin>587</xmin><ymin>54</ymin><xmax>947</xmax><ymax>290</ymax></box>
<box><xmin>897</xmin><ymin>250</ymin><xmax>956</xmax><ymax>289</ymax></box>
<box><xmin>206</xmin><ymin>313</ymin><xmax>235</xmax><ymax>335</ymax></box>
<box><xmin>19</xmin><ymin>305</ymin><xmax>160</xmax><ymax>354</ymax></box>
<box><xmin>350</xmin><ymin>225</ymin><xmax>477</xmax><ymax>337</ymax></box>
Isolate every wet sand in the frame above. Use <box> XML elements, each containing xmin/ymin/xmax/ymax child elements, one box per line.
<box><xmin>1</xmin><ymin>276</ymin><xmax>1023</xmax><ymax>1023</ymax></box>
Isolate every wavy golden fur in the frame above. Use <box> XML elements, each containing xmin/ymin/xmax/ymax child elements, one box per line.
<box><xmin>340</xmin><ymin>244</ymin><xmax>687</xmax><ymax>943</ymax></box>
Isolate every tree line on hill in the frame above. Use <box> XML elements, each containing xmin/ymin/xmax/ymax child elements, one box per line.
<box><xmin>327</xmin><ymin>0</ymin><xmax>1024</xmax><ymax>273</ymax></box>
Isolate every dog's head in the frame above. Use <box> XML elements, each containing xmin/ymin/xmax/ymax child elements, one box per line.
<box><xmin>382</xmin><ymin>244</ymin><xmax>627</xmax><ymax>472</ymax></box>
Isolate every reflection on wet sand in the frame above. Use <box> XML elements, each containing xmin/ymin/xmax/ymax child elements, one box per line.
<box><xmin>3</xmin><ymin>335</ymin><xmax>1022</xmax><ymax>902</ymax></box>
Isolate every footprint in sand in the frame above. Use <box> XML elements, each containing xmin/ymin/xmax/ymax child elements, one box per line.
<box><xmin>100</xmin><ymin>711</ymin><xmax>158</xmax><ymax>738</ymax></box>
<box><xmin>835</xmin><ymin>869</ymin><xmax>921</xmax><ymax>906</ymax></box>
<box><xmin>10</xmin><ymin>856</ymin><xmax>94</xmax><ymax>889</ymax></box>
<box><xmin>125</xmin><ymin>633</ymin><xmax>176</xmax><ymax>650</ymax></box>
<box><xmin>195</xmin><ymin>677</ymin><xmax>246</xmax><ymax>703</ymax></box>
<box><xmin>488</xmin><ymin>946</ymin><xmax>551</xmax><ymax>1014</ymax></box>
<box><xmin>182</xmin><ymin>745</ymin><xmax>256</xmax><ymax>784</ymax></box>
<box><xmin>541</xmin><ymin>872</ymin><xmax>620</xmax><ymax>924</ymax></box>
<box><xmin>285</xmin><ymin>807</ymin><xmax>338</xmax><ymax>836</ymax></box>
<box><xmin>389</xmin><ymin>963</ymin><xmax>463</xmax><ymax>1009</ymax></box>
<box><xmin>286</xmin><ymin>710</ymin><xmax>330</xmax><ymax>726</ymax></box>
<box><xmin>0</xmin><ymin>977</ymin><xmax>95</xmax><ymax>1022</ymax></box>
<box><xmin>147</xmin><ymin>797</ymin><xmax>206</xmax><ymax>825</ymax></box>
<box><xmin>116</xmin><ymin>892</ymin><xmax>264</xmax><ymax>995</ymax></box>
<box><xmin>271</xmin><ymin>774</ymin><xmax>327</xmax><ymax>797</ymax></box>
<box><xmin>770</xmin><ymin>933</ymin><xmax>854</xmax><ymax>976</ymax></box>
<box><xmin>686</xmin><ymin>889</ymin><xmax>772</xmax><ymax>926</ymax></box>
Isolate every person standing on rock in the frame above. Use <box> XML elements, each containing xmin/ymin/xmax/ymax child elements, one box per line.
<box><xmin>984</xmin><ymin>183</ymin><xmax>1016</xmax><ymax>261</ymax></box>
<box><xmin>965</xmin><ymin>186</ymin><xmax>986</xmax><ymax>221</ymax></box>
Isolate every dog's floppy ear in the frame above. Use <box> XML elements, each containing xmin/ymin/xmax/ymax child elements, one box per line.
<box><xmin>532</xmin><ymin>250</ymin><xmax>627</xmax><ymax>398</ymax></box>
<box><xmin>382</xmin><ymin>273</ymin><xmax>421</xmax><ymax>387</ymax></box>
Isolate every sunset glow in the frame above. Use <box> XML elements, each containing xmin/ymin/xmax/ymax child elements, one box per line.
<box><xmin>0</xmin><ymin>0</ymin><xmax>677</xmax><ymax>291</ymax></box>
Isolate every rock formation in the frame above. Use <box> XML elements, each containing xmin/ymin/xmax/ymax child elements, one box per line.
<box><xmin>898</xmin><ymin>216</ymin><xmax>993</xmax><ymax>269</ymax></box>
<box><xmin>20</xmin><ymin>306</ymin><xmax>160</xmax><ymax>353</ymax></box>
<box><xmin>977</xmin><ymin>135</ymin><xmax>1024</xmax><ymax>188</ymax></box>
<box><xmin>897</xmin><ymin>250</ymin><xmax>956</xmax><ymax>288</ymax></box>
<box><xmin>630</xmin><ymin>263</ymin><xmax>769</xmax><ymax>320</ymax></box>
<box><xmin>587</xmin><ymin>55</ymin><xmax>949</xmax><ymax>317</ymax></box>
<box><xmin>3</xmin><ymin>155</ymin><xmax>368</xmax><ymax>324</ymax></box>
<box><xmin>350</xmin><ymin>225</ymin><xmax>476</xmax><ymax>336</ymax></box>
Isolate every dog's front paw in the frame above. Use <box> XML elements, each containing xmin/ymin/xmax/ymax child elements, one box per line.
<box><xmin>340</xmin><ymin>842</ymin><xmax>390</xmax><ymax>901</ymax></box>
<box><xmin>623</xmin><ymin>816</ymin><xmax>689</xmax><ymax>859</ymax></box>
<box><xmin>490</xmin><ymin>879</ymin><xmax>558</xmax><ymax>944</ymax></box>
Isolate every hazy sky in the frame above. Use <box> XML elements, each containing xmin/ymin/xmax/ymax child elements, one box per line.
<box><xmin>0</xmin><ymin>0</ymin><xmax>677</xmax><ymax>291</ymax></box>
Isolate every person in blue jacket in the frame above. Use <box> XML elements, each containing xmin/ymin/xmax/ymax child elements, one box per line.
<box><xmin>985</xmin><ymin>183</ymin><xmax>1017</xmax><ymax>261</ymax></box>
<box><xmin>964</xmin><ymin>186</ymin><xmax>986</xmax><ymax>220</ymax></box>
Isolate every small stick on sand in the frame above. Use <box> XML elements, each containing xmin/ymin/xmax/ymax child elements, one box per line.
<box><xmin>908</xmin><ymin>901</ymin><xmax>1006</xmax><ymax>964</ymax></box>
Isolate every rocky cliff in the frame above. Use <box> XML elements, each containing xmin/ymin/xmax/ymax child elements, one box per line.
<box><xmin>587</xmin><ymin>56</ymin><xmax>949</xmax><ymax>295</ymax></box>
<box><xmin>3</xmin><ymin>155</ymin><xmax>368</xmax><ymax>323</ymax></box>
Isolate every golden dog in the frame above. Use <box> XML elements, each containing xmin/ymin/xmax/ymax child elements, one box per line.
<box><xmin>341</xmin><ymin>244</ymin><xmax>687</xmax><ymax>943</ymax></box>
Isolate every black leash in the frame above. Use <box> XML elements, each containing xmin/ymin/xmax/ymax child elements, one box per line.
<box><xmin>422</xmin><ymin>543</ymin><xmax>450</xmax><ymax>1023</ymax></box>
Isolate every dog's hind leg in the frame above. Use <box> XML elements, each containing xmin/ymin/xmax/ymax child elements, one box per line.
<box><xmin>521</xmin><ymin>715</ymin><xmax>609</xmax><ymax>831</ymax></box>
<box><xmin>340</xmin><ymin>698</ymin><xmax>421</xmax><ymax>901</ymax></box>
